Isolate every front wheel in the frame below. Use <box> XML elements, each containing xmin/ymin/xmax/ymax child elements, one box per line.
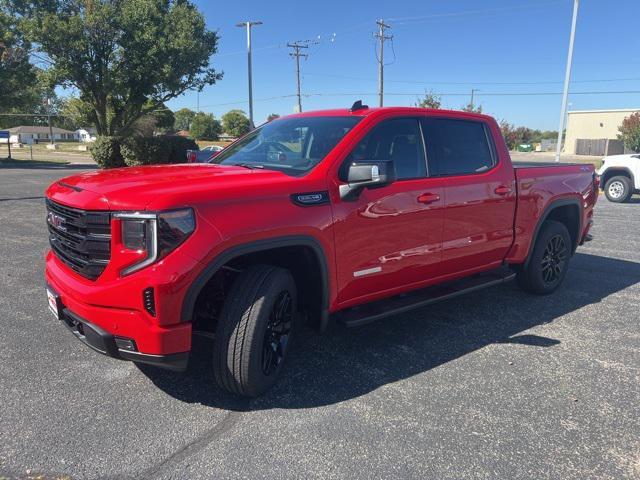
<box><xmin>213</xmin><ymin>265</ymin><xmax>297</xmax><ymax>397</ymax></box>
<box><xmin>604</xmin><ymin>175</ymin><xmax>632</xmax><ymax>203</ymax></box>
<box><xmin>517</xmin><ymin>220</ymin><xmax>572</xmax><ymax>295</ymax></box>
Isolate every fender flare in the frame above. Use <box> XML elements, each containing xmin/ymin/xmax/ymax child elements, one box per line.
<box><xmin>523</xmin><ymin>198</ymin><xmax>583</xmax><ymax>267</ymax></box>
<box><xmin>601</xmin><ymin>167</ymin><xmax>635</xmax><ymax>189</ymax></box>
<box><xmin>181</xmin><ymin>235</ymin><xmax>330</xmax><ymax>331</ymax></box>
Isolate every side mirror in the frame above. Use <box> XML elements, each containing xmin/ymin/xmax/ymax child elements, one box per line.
<box><xmin>339</xmin><ymin>160</ymin><xmax>396</xmax><ymax>200</ymax></box>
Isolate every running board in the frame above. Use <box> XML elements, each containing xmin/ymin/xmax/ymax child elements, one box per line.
<box><xmin>333</xmin><ymin>267</ymin><xmax>516</xmax><ymax>328</ymax></box>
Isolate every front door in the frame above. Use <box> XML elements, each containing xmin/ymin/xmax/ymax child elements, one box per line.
<box><xmin>331</xmin><ymin>118</ymin><xmax>445</xmax><ymax>308</ymax></box>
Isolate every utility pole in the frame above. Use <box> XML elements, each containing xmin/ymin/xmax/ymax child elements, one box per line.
<box><xmin>237</xmin><ymin>21</ymin><xmax>262</xmax><ymax>127</ymax></box>
<box><xmin>287</xmin><ymin>41</ymin><xmax>309</xmax><ymax>113</ymax></box>
<box><xmin>375</xmin><ymin>19</ymin><xmax>392</xmax><ymax>107</ymax></box>
<box><xmin>555</xmin><ymin>0</ymin><xmax>580</xmax><ymax>162</ymax></box>
<box><xmin>46</xmin><ymin>97</ymin><xmax>54</xmax><ymax>144</ymax></box>
<box><xmin>470</xmin><ymin>89</ymin><xmax>479</xmax><ymax>110</ymax></box>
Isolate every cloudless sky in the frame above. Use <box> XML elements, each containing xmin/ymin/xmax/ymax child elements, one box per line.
<box><xmin>166</xmin><ymin>0</ymin><xmax>640</xmax><ymax>130</ymax></box>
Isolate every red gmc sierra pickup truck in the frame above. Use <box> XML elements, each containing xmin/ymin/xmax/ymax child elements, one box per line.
<box><xmin>45</xmin><ymin>103</ymin><xmax>598</xmax><ymax>397</ymax></box>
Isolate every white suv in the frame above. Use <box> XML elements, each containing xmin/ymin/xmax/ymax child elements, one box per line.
<box><xmin>597</xmin><ymin>154</ymin><xmax>640</xmax><ymax>203</ymax></box>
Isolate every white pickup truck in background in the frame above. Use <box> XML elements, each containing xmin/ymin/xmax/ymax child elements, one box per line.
<box><xmin>597</xmin><ymin>154</ymin><xmax>640</xmax><ymax>203</ymax></box>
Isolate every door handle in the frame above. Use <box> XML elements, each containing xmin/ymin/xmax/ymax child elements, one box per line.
<box><xmin>494</xmin><ymin>186</ymin><xmax>512</xmax><ymax>195</ymax></box>
<box><xmin>417</xmin><ymin>192</ymin><xmax>441</xmax><ymax>204</ymax></box>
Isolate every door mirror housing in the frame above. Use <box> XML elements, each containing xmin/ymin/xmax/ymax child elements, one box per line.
<box><xmin>339</xmin><ymin>160</ymin><xmax>396</xmax><ymax>200</ymax></box>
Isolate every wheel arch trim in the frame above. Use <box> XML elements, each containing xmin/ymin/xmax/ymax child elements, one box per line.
<box><xmin>181</xmin><ymin>235</ymin><xmax>330</xmax><ymax>331</ymax></box>
<box><xmin>601</xmin><ymin>167</ymin><xmax>635</xmax><ymax>188</ymax></box>
<box><xmin>524</xmin><ymin>198</ymin><xmax>583</xmax><ymax>268</ymax></box>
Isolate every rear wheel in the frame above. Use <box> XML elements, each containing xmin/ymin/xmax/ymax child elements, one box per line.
<box><xmin>212</xmin><ymin>265</ymin><xmax>297</xmax><ymax>397</ymax></box>
<box><xmin>517</xmin><ymin>220</ymin><xmax>571</xmax><ymax>295</ymax></box>
<box><xmin>604</xmin><ymin>175</ymin><xmax>632</xmax><ymax>203</ymax></box>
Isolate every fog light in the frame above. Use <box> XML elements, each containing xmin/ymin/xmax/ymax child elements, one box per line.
<box><xmin>114</xmin><ymin>337</ymin><xmax>137</xmax><ymax>352</ymax></box>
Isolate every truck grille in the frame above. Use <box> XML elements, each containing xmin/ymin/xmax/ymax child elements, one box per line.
<box><xmin>46</xmin><ymin>199</ymin><xmax>111</xmax><ymax>280</ymax></box>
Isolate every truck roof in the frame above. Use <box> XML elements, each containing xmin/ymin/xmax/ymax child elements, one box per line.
<box><xmin>283</xmin><ymin>105</ymin><xmax>495</xmax><ymax>123</ymax></box>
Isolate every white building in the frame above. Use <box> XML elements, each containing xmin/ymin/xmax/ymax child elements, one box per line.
<box><xmin>564</xmin><ymin>108</ymin><xmax>639</xmax><ymax>155</ymax></box>
<box><xmin>75</xmin><ymin>127</ymin><xmax>97</xmax><ymax>143</ymax></box>
<box><xmin>5</xmin><ymin>126</ymin><xmax>78</xmax><ymax>144</ymax></box>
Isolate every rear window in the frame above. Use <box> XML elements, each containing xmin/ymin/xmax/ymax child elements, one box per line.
<box><xmin>421</xmin><ymin>118</ymin><xmax>495</xmax><ymax>176</ymax></box>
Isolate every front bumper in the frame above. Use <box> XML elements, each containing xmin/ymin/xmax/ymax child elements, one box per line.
<box><xmin>59</xmin><ymin>306</ymin><xmax>188</xmax><ymax>371</ymax></box>
<box><xmin>45</xmin><ymin>249</ymin><xmax>194</xmax><ymax>367</ymax></box>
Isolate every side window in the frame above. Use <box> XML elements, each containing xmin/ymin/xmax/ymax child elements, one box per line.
<box><xmin>343</xmin><ymin>118</ymin><xmax>426</xmax><ymax>180</ymax></box>
<box><xmin>421</xmin><ymin>118</ymin><xmax>495</xmax><ymax>176</ymax></box>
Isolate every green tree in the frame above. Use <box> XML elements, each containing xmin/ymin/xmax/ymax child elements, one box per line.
<box><xmin>415</xmin><ymin>91</ymin><xmax>442</xmax><ymax>109</ymax></box>
<box><xmin>16</xmin><ymin>0</ymin><xmax>221</xmax><ymax>136</ymax></box>
<box><xmin>149</xmin><ymin>103</ymin><xmax>175</xmax><ymax>132</ymax></box>
<box><xmin>60</xmin><ymin>97</ymin><xmax>94</xmax><ymax>128</ymax></box>
<box><xmin>461</xmin><ymin>102</ymin><xmax>483</xmax><ymax>113</ymax></box>
<box><xmin>174</xmin><ymin>107</ymin><xmax>196</xmax><ymax>131</ymax></box>
<box><xmin>618</xmin><ymin>112</ymin><xmax>640</xmax><ymax>153</ymax></box>
<box><xmin>190</xmin><ymin>112</ymin><xmax>221</xmax><ymax>140</ymax></box>
<box><xmin>499</xmin><ymin>120</ymin><xmax>517</xmax><ymax>150</ymax></box>
<box><xmin>222</xmin><ymin>109</ymin><xmax>251</xmax><ymax>137</ymax></box>
<box><xmin>0</xmin><ymin>8</ymin><xmax>36</xmax><ymax>111</ymax></box>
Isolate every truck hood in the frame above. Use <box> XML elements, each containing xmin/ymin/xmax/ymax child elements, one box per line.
<box><xmin>47</xmin><ymin>164</ymin><xmax>293</xmax><ymax>211</ymax></box>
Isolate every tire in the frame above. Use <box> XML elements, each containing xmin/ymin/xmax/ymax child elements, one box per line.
<box><xmin>604</xmin><ymin>175</ymin><xmax>632</xmax><ymax>203</ymax></box>
<box><xmin>517</xmin><ymin>220</ymin><xmax>572</xmax><ymax>295</ymax></box>
<box><xmin>213</xmin><ymin>265</ymin><xmax>297</xmax><ymax>397</ymax></box>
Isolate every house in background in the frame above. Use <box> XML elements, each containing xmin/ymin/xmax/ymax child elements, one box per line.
<box><xmin>564</xmin><ymin>108</ymin><xmax>639</xmax><ymax>155</ymax></box>
<box><xmin>75</xmin><ymin>127</ymin><xmax>97</xmax><ymax>142</ymax></box>
<box><xmin>7</xmin><ymin>126</ymin><xmax>77</xmax><ymax>144</ymax></box>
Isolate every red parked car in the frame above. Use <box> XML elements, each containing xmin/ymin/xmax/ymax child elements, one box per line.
<box><xmin>45</xmin><ymin>103</ymin><xmax>598</xmax><ymax>397</ymax></box>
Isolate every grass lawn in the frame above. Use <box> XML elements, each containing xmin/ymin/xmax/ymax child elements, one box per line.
<box><xmin>0</xmin><ymin>156</ymin><xmax>69</xmax><ymax>168</ymax></box>
<box><xmin>196</xmin><ymin>140</ymin><xmax>233</xmax><ymax>149</ymax></box>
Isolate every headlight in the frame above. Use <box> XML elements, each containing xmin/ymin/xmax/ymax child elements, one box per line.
<box><xmin>114</xmin><ymin>208</ymin><xmax>195</xmax><ymax>275</ymax></box>
<box><xmin>158</xmin><ymin>209</ymin><xmax>196</xmax><ymax>258</ymax></box>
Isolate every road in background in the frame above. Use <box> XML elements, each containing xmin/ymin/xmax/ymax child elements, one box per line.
<box><xmin>0</xmin><ymin>166</ymin><xmax>638</xmax><ymax>480</ymax></box>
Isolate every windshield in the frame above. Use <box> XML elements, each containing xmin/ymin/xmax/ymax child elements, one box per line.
<box><xmin>212</xmin><ymin>116</ymin><xmax>362</xmax><ymax>174</ymax></box>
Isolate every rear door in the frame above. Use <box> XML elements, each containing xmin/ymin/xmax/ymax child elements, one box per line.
<box><xmin>331</xmin><ymin>117</ymin><xmax>445</xmax><ymax>307</ymax></box>
<box><xmin>420</xmin><ymin>117</ymin><xmax>516</xmax><ymax>277</ymax></box>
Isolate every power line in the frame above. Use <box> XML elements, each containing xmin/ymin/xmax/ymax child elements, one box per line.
<box><xmin>287</xmin><ymin>41</ymin><xmax>310</xmax><ymax>113</ymax></box>
<box><xmin>387</xmin><ymin>1</ymin><xmax>565</xmax><ymax>25</ymax></box>
<box><xmin>298</xmin><ymin>90</ymin><xmax>640</xmax><ymax>98</ymax></box>
<box><xmin>302</xmin><ymin>72</ymin><xmax>640</xmax><ymax>86</ymax></box>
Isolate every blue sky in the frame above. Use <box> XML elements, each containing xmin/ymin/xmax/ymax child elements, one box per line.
<box><xmin>166</xmin><ymin>0</ymin><xmax>640</xmax><ymax>130</ymax></box>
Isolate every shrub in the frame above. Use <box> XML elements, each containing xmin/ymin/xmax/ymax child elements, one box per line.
<box><xmin>167</xmin><ymin>136</ymin><xmax>198</xmax><ymax>163</ymax></box>
<box><xmin>120</xmin><ymin>136</ymin><xmax>171</xmax><ymax>166</ymax></box>
<box><xmin>91</xmin><ymin>136</ymin><xmax>124</xmax><ymax>169</ymax></box>
<box><xmin>618</xmin><ymin>112</ymin><xmax>640</xmax><ymax>153</ymax></box>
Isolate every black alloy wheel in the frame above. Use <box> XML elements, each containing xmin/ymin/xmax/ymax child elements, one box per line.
<box><xmin>541</xmin><ymin>234</ymin><xmax>568</xmax><ymax>285</ymax></box>
<box><xmin>262</xmin><ymin>291</ymin><xmax>293</xmax><ymax>376</ymax></box>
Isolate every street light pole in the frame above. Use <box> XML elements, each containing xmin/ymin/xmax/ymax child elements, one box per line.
<box><xmin>237</xmin><ymin>21</ymin><xmax>262</xmax><ymax>128</ymax></box>
<box><xmin>555</xmin><ymin>0</ymin><xmax>580</xmax><ymax>162</ymax></box>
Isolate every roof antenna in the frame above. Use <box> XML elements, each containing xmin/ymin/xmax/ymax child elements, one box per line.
<box><xmin>350</xmin><ymin>100</ymin><xmax>369</xmax><ymax>112</ymax></box>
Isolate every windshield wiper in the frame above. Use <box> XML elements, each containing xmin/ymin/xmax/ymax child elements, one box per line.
<box><xmin>229</xmin><ymin>162</ymin><xmax>264</xmax><ymax>170</ymax></box>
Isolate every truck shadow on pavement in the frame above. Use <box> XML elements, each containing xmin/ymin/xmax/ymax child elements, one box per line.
<box><xmin>139</xmin><ymin>252</ymin><xmax>640</xmax><ymax>411</ymax></box>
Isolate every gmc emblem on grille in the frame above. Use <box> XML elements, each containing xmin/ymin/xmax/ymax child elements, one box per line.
<box><xmin>48</xmin><ymin>212</ymin><xmax>67</xmax><ymax>231</ymax></box>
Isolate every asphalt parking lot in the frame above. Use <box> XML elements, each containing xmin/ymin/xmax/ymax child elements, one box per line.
<box><xmin>1</xmin><ymin>165</ymin><xmax>639</xmax><ymax>480</ymax></box>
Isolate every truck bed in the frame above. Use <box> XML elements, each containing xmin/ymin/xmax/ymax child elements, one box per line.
<box><xmin>507</xmin><ymin>160</ymin><xmax>597</xmax><ymax>264</ymax></box>
<box><xmin>512</xmin><ymin>161</ymin><xmax>585</xmax><ymax>168</ymax></box>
